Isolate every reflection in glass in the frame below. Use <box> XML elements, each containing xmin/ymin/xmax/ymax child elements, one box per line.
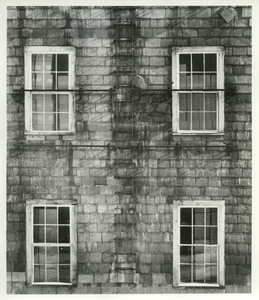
<box><xmin>33</xmin><ymin>225</ymin><xmax>45</xmax><ymax>243</ymax></box>
<box><xmin>59</xmin><ymin>207</ymin><xmax>70</xmax><ymax>224</ymax></box>
<box><xmin>205</xmin><ymin>112</ymin><xmax>217</xmax><ymax>130</ymax></box>
<box><xmin>57</xmin><ymin>74</ymin><xmax>68</xmax><ymax>90</ymax></box>
<box><xmin>193</xmin><ymin>265</ymin><xmax>204</xmax><ymax>282</ymax></box>
<box><xmin>45</xmin><ymin>73</ymin><xmax>56</xmax><ymax>90</ymax></box>
<box><xmin>58</xmin><ymin>114</ymin><xmax>69</xmax><ymax>131</ymax></box>
<box><xmin>192</xmin><ymin>112</ymin><xmax>204</xmax><ymax>130</ymax></box>
<box><xmin>32</xmin><ymin>54</ymin><xmax>43</xmax><ymax>71</ymax></box>
<box><xmin>179</xmin><ymin>93</ymin><xmax>191</xmax><ymax>111</ymax></box>
<box><xmin>180</xmin><ymin>227</ymin><xmax>192</xmax><ymax>244</ymax></box>
<box><xmin>193</xmin><ymin>246</ymin><xmax>204</xmax><ymax>264</ymax></box>
<box><xmin>59</xmin><ymin>247</ymin><xmax>70</xmax><ymax>264</ymax></box>
<box><xmin>34</xmin><ymin>246</ymin><xmax>45</xmax><ymax>264</ymax></box>
<box><xmin>206</xmin><ymin>208</ymin><xmax>217</xmax><ymax>225</ymax></box>
<box><xmin>180</xmin><ymin>246</ymin><xmax>191</xmax><ymax>263</ymax></box>
<box><xmin>47</xmin><ymin>246</ymin><xmax>58</xmax><ymax>264</ymax></box>
<box><xmin>32</xmin><ymin>73</ymin><xmax>43</xmax><ymax>90</ymax></box>
<box><xmin>180</xmin><ymin>73</ymin><xmax>191</xmax><ymax>89</ymax></box>
<box><xmin>47</xmin><ymin>265</ymin><xmax>58</xmax><ymax>282</ymax></box>
<box><xmin>206</xmin><ymin>246</ymin><xmax>217</xmax><ymax>264</ymax></box>
<box><xmin>59</xmin><ymin>226</ymin><xmax>70</xmax><ymax>243</ymax></box>
<box><xmin>45</xmin><ymin>95</ymin><xmax>56</xmax><ymax>112</ymax></box>
<box><xmin>44</xmin><ymin>54</ymin><xmax>55</xmax><ymax>71</ymax></box>
<box><xmin>32</xmin><ymin>95</ymin><xmax>44</xmax><ymax>112</ymax></box>
<box><xmin>57</xmin><ymin>95</ymin><xmax>69</xmax><ymax>112</ymax></box>
<box><xmin>205</xmin><ymin>74</ymin><xmax>216</xmax><ymax>89</ymax></box>
<box><xmin>193</xmin><ymin>208</ymin><xmax>204</xmax><ymax>225</ymax></box>
<box><xmin>193</xmin><ymin>227</ymin><xmax>204</xmax><ymax>244</ymax></box>
<box><xmin>46</xmin><ymin>226</ymin><xmax>57</xmax><ymax>243</ymax></box>
<box><xmin>46</xmin><ymin>207</ymin><xmax>57</xmax><ymax>224</ymax></box>
<box><xmin>33</xmin><ymin>207</ymin><xmax>45</xmax><ymax>224</ymax></box>
<box><xmin>45</xmin><ymin>113</ymin><xmax>56</xmax><ymax>131</ymax></box>
<box><xmin>179</xmin><ymin>112</ymin><xmax>191</xmax><ymax>130</ymax></box>
<box><xmin>180</xmin><ymin>265</ymin><xmax>191</xmax><ymax>282</ymax></box>
<box><xmin>34</xmin><ymin>265</ymin><xmax>45</xmax><ymax>282</ymax></box>
<box><xmin>193</xmin><ymin>74</ymin><xmax>204</xmax><ymax>89</ymax></box>
<box><xmin>59</xmin><ymin>265</ymin><xmax>70</xmax><ymax>283</ymax></box>
<box><xmin>192</xmin><ymin>94</ymin><xmax>204</xmax><ymax>111</ymax></box>
<box><xmin>205</xmin><ymin>265</ymin><xmax>217</xmax><ymax>283</ymax></box>
<box><xmin>205</xmin><ymin>94</ymin><xmax>216</xmax><ymax>111</ymax></box>
<box><xmin>32</xmin><ymin>113</ymin><xmax>44</xmax><ymax>131</ymax></box>
<box><xmin>206</xmin><ymin>227</ymin><xmax>217</xmax><ymax>244</ymax></box>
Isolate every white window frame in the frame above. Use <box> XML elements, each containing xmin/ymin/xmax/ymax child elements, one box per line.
<box><xmin>173</xmin><ymin>200</ymin><xmax>225</xmax><ymax>287</ymax></box>
<box><xmin>24</xmin><ymin>46</ymin><xmax>76</xmax><ymax>134</ymax></box>
<box><xmin>26</xmin><ymin>200</ymin><xmax>77</xmax><ymax>285</ymax></box>
<box><xmin>172</xmin><ymin>47</ymin><xmax>224</xmax><ymax>135</ymax></box>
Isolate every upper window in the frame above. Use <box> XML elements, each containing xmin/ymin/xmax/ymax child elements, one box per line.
<box><xmin>24</xmin><ymin>47</ymin><xmax>75</xmax><ymax>134</ymax></box>
<box><xmin>173</xmin><ymin>201</ymin><xmax>225</xmax><ymax>287</ymax></box>
<box><xmin>172</xmin><ymin>47</ymin><xmax>224</xmax><ymax>134</ymax></box>
<box><xmin>26</xmin><ymin>200</ymin><xmax>77</xmax><ymax>285</ymax></box>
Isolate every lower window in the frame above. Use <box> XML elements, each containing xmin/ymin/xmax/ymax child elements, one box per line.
<box><xmin>26</xmin><ymin>200</ymin><xmax>77</xmax><ymax>285</ymax></box>
<box><xmin>173</xmin><ymin>201</ymin><xmax>225</xmax><ymax>287</ymax></box>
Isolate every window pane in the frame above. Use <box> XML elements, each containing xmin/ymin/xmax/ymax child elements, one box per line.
<box><xmin>206</xmin><ymin>246</ymin><xmax>217</xmax><ymax>264</ymax></box>
<box><xmin>47</xmin><ymin>265</ymin><xmax>58</xmax><ymax>282</ymax></box>
<box><xmin>46</xmin><ymin>207</ymin><xmax>57</xmax><ymax>224</ymax></box>
<box><xmin>179</xmin><ymin>93</ymin><xmax>191</xmax><ymax>111</ymax></box>
<box><xmin>33</xmin><ymin>225</ymin><xmax>45</xmax><ymax>243</ymax></box>
<box><xmin>45</xmin><ymin>113</ymin><xmax>56</xmax><ymax>131</ymax></box>
<box><xmin>32</xmin><ymin>54</ymin><xmax>43</xmax><ymax>71</ymax></box>
<box><xmin>180</xmin><ymin>227</ymin><xmax>191</xmax><ymax>244</ymax></box>
<box><xmin>193</xmin><ymin>74</ymin><xmax>204</xmax><ymax>89</ymax></box>
<box><xmin>205</xmin><ymin>112</ymin><xmax>217</xmax><ymax>130</ymax></box>
<box><xmin>59</xmin><ymin>226</ymin><xmax>70</xmax><ymax>243</ymax></box>
<box><xmin>46</xmin><ymin>226</ymin><xmax>57</xmax><ymax>243</ymax></box>
<box><xmin>34</xmin><ymin>265</ymin><xmax>45</xmax><ymax>282</ymax></box>
<box><xmin>180</xmin><ymin>246</ymin><xmax>191</xmax><ymax>263</ymax></box>
<box><xmin>33</xmin><ymin>207</ymin><xmax>45</xmax><ymax>224</ymax></box>
<box><xmin>205</xmin><ymin>74</ymin><xmax>216</xmax><ymax>89</ymax></box>
<box><xmin>57</xmin><ymin>114</ymin><xmax>69</xmax><ymax>131</ymax></box>
<box><xmin>57</xmin><ymin>54</ymin><xmax>69</xmax><ymax>71</ymax></box>
<box><xmin>59</xmin><ymin>207</ymin><xmax>70</xmax><ymax>224</ymax></box>
<box><xmin>205</xmin><ymin>265</ymin><xmax>217</xmax><ymax>283</ymax></box>
<box><xmin>59</xmin><ymin>247</ymin><xmax>70</xmax><ymax>264</ymax></box>
<box><xmin>34</xmin><ymin>246</ymin><xmax>45</xmax><ymax>264</ymax></box>
<box><xmin>45</xmin><ymin>95</ymin><xmax>56</xmax><ymax>112</ymax></box>
<box><xmin>192</xmin><ymin>54</ymin><xmax>203</xmax><ymax>71</ymax></box>
<box><xmin>193</xmin><ymin>246</ymin><xmax>204</xmax><ymax>264</ymax></box>
<box><xmin>192</xmin><ymin>94</ymin><xmax>204</xmax><ymax>111</ymax></box>
<box><xmin>59</xmin><ymin>265</ymin><xmax>70</xmax><ymax>283</ymax></box>
<box><xmin>45</xmin><ymin>73</ymin><xmax>56</xmax><ymax>90</ymax></box>
<box><xmin>57</xmin><ymin>95</ymin><xmax>69</xmax><ymax>112</ymax></box>
<box><xmin>44</xmin><ymin>54</ymin><xmax>56</xmax><ymax>71</ymax></box>
<box><xmin>180</xmin><ymin>73</ymin><xmax>191</xmax><ymax>89</ymax></box>
<box><xmin>205</xmin><ymin>94</ymin><xmax>216</xmax><ymax>111</ymax></box>
<box><xmin>193</xmin><ymin>208</ymin><xmax>204</xmax><ymax>225</ymax></box>
<box><xmin>206</xmin><ymin>208</ymin><xmax>217</xmax><ymax>225</ymax></box>
<box><xmin>180</xmin><ymin>54</ymin><xmax>191</xmax><ymax>71</ymax></box>
<box><xmin>32</xmin><ymin>113</ymin><xmax>44</xmax><ymax>131</ymax></box>
<box><xmin>180</xmin><ymin>208</ymin><xmax>192</xmax><ymax>225</ymax></box>
<box><xmin>192</xmin><ymin>112</ymin><xmax>204</xmax><ymax>130</ymax></box>
<box><xmin>46</xmin><ymin>246</ymin><xmax>58</xmax><ymax>264</ymax></box>
<box><xmin>180</xmin><ymin>265</ymin><xmax>191</xmax><ymax>282</ymax></box>
<box><xmin>57</xmin><ymin>74</ymin><xmax>68</xmax><ymax>89</ymax></box>
<box><xmin>206</xmin><ymin>227</ymin><xmax>217</xmax><ymax>245</ymax></box>
<box><xmin>32</xmin><ymin>73</ymin><xmax>43</xmax><ymax>90</ymax></box>
<box><xmin>32</xmin><ymin>94</ymin><xmax>44</xmax><ymax>112</ymax></box>
<box><xmin>179</xmin><ymin>112</ymin><xmax>191</xmax><ymax>130</ymax></box>
<box><xmin>193</xmin><ymin>227</ymin><xmax>204</xmax><ymax>244</ymax></box>
<box><xmin>205</xmin><ymin>54</ymin><xmax>217</xmax><ymax>71</ymax></box>
<box><xmin>193</xmin><ymin>265</ymin><xmax>204</xmax><ymax>282</ymax></box>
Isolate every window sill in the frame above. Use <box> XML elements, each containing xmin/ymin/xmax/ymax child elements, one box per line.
<box><xmin>177</xmin><ymin>283</ymin><xmax>223</xmax><ymax>288</ymax></box>
<box><xmin>172</xmin><ymin>133</ymin><xmax>225</xmax><ymax>136</ymax></box>
<box><xmin>31</xmin><ymin>282</ymin><xmax>73</xmax><ymax>286</ymax></box>
<box><xmin>25</xmin><ymin>131</ymin><xmax>76</xmax><ymax>135</ymax></box>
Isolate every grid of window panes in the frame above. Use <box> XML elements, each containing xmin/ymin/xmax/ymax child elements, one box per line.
<box><xmin>178</xmin><ymin>53</ymin><xmax>218</xmax><ymax>131</ymax></box>
<box><xmin>180</xmin><ymin>207</ymin><xmax>218</xmax><ymax>284</ymax></box>
<box><xmin>31</xmin><ymin>53</ymin><xmax>70</xmax><ymax>132</ymax></box>
<box><xmin>33</xmin><ymin>206</ymin><xmax>71</xmax><ymax>283</ymax></box>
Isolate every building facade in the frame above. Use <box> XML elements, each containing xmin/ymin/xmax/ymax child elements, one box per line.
<box><xmin>7</xmin><ymin>6</ymin><xmax>252</xmax><ymax>294</ymax></box>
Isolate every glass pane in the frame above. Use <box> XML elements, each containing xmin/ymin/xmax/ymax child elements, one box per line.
<box><xmin>46</xmin><ymin>207</ymin><xmax>57</xmax><ymax>224</ymax></box>
<box><xmin>32</xmin><ymin>113</ymin><xmax>44</xmax><ymax>131</ymax></box>
<box><xmin>57</xmin><ymin>74</ymin><xmax>68</xmax><ymax>89</ymax></box>
<box><xmin>32</xmin><ymin>73</ymin><xmax>43</xmax><ymax>90</ymax></box>
<box><xmin>206</xmin><ymin>227</ymin><xmax>217</xmax><ymax>245</ymax></box>
<box><xmin>57</xmin><ymin>95</ymin><xmax>69</xmax><ymax>112</ymax></box>
<box><xmin>45</xmin><ymin>95</ymin><xmax>56</xmax><ymax>112</ymax></box>
<box><xmin>58</xmin><ymin>207</ymin><xmax>70</xmax><ymax>224</ymax></box>
<box><xmin>33</xmin><ymin>225</ymin><xmax>45</xmax><ymax>243</ymax></box>
<box><xmin>47</xmin><ymin>265</ymin><xmax>58</xmax><ymax>282</ymax></box>
<box><xmin>180</xmin><ymin>208</ymin><xmax>192</xmax><ymax>225</ymax></box>
<box><xmin>180</xmin><ymin>73</ymin><xmax>191</xmax><ymax>89</ymax></box>
<box><xmin>34</xmin><ymin>246</ymin><xmax>45</xmax><ymax>264</ymax></box>
<box><xmin>180</xmin><ymin>265</ymin><xmax>191</xmax><ymax>282</ymax></box>
<box><xmin>45</xmin><ymin>113</ymin><xmax>56</xmax><ymax>131</ymax></box>
<box><xmin>33</xmin><ymin>207</ymin><xmax>45</xmax><ymax>224</ymax></box>
<box><xmin>180</xmin><ymin>227</ymin><xmax>191</xmax><ymax>244</ymax></box>
<box><xmin>192</xmin><ymin>94</ymin><xmax>204</xmax><ymax>111</ymax></box>
<box><xmin>34</xmin><ymin>265</ymin><xmax>45</xmax><ymax>282</ymax></box>
<box><xmin>205</xmin><ymin>265</ymin><xmax>217</xmax><ymax>283</ymax></box>
<box><xmin>193</xmin><ymin>208</ymin><xmax>204</xmax><ymax>225</ymax></box>
<box><xmin>45</xmin><ymin>73</ymin><xmax>56</xmax><ymax>90</ymax></box>
<box><xmin>32</xmin><ymin>94</ymin><xmax>44</xmax><ymax>112</ymax></box>
<box><xmin>206</xmin><ymin>208</ymin><xmax>217</xmax><ymax>225</ymax></box>
<box><xmin>180</xmin><ymin>246</ymin><xmax>191</xmax><ymax>263</ymax></box>
<box><xmin>180</xmin><ymin>54</ymin><xmax>191</xmax><ymax>71</ymax></box>
<box><xmin>193</xmin><ymin>74</ymin><xmax>204</xmax><ymax>89</ymax></box>
<box><xmin>57</xmin><ymin>114</ymin><xmax>69</xmax><ymax>131</ymax></box>
<box><xmin>193</xmin><ymin>246</ymin><xmax>204</xmax><ymax>264</ymax></box>
<box><xmin>46</xmin><ymin>226</ymin><xmax>57</xmax><ymax>243</ymax></box>
<box><xmin>32</xmin><ymin>54</ymin><xmax>43</xmax><ymax>71</ymax></box>
<box><xmin>59</xmin><ymin>247</ymin><xmax>70</xmax><ymax>264</ymax></box>
<box><xmin>57</xmin><ymin>54</ymin><xmax>69</xmax><ymax>71</ymax></box>
<box><xmin>179</xmin><ymin>112</ymin><xmax>191</xmax><ymax>130</ymax></box>
<box><xmin>47</xmin><ymin>246</ymin><xmax>58</xmax><ymax>264</ymax></box>
<box><xmin>206</xmin><ymin>246</ymin><xmax>217</xmax><ymax>264</ymax></box>
<box><xmin>205</xmin><ymin>54</ymin><xmax>217</xmax><ymax>71</ymax></box>
<box><xmin>192</xmin><ymin>54</ymin><xmax>203</xmax><ymax>71</ymax></box>
<box><xmin>44</xmin><ymin>54</ymin><xmax>56</xmax><ymax>71</ymax></box>
<box><xmin>179</xmin><ymin>93</ymin><xmax>191</xmax><ymax>111</ymax></box>
<box><xmin>205</xmin><ymin>112</ymin><xmax>217</xmax><ymax>130</ymax></box>
<box><xmin>193</xmin><ymin>265</ymin><xmax>204</xmax><ymax>282</ymax></box>
<box><xmin>205</xmin><ymin>94</ymin><xmax>216</xmax><ymax>111</ymax></box>
<box><xmin>192</xmin><ymin>112</ymin><xmax>204</xmax><ymax>130</ymax></box>
<box><xmin>59</xmin><ymin>265</ymin><xmax>70</xmax><ymax>283</ymax></box>
<box><xmin>205</xmin><ymin>74</ymin><xmax>216</xmax><ymax>89</ymax></box>
<box><xmin>59</xmin><ymin>226</ymin><xmax>70</xmax><ymax>243</ymax></box>
<box><xmin>193</xmin><ymin>227</ymin><xmax>204</xmax><ymax>244</ymax></box>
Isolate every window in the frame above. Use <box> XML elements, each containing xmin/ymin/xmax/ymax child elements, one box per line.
<box><xmin>24</xmin><ymin>47</ymin><xmax>75</xmax><ymax>134</ymax></box>
<box><xmin>173</xmin><ymin>201</ymin><xmax>225</xmax><ymax>287</ymax></box>
<box><xmin>26</xmin><ymin>200</ymin><xmax>77</xmax><ymax>285</ymax></box>
<box><xmin>172</xmin><ymin>47</ymin><xmax>224</xmax><ymax>134</ymax></box>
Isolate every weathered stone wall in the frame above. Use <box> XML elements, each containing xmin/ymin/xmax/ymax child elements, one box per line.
<box><xmin>7</xmin><ymin>6</ymin><xmax>251</xmax><ymax>293</ymax></box>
